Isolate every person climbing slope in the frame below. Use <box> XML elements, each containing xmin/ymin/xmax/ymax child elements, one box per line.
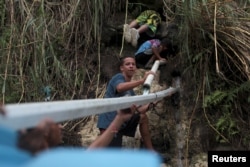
<box><xmin>124</xmin><ymin>10</ymin><xmax>161</xmax><ymax>47</ymax></box>
<box><xmin>135</xmin><ymin>38</ymin><xmax>172</xmax><ymax>69</ymax></box>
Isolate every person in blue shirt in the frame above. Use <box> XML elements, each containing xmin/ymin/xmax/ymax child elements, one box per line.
<box><xmin>0</xmin><ymin>125</ymin><xmax>32</xmax><ymax>167</ymax></box>
<box><xmin>135</xmin><ymin>38</ymin><xmax>171</xmax><ymax>68</ymax></box>
<box><xmin>18</xmin><ymin>119</ymin><xmax>62</xmax><ymax>155</ymax></box>
<box><xmin>0</xmin><ymin>104</ymin><xmax>162</xmax><ymax>167</ymax></box>
<box><xmin>97</xmin><ymin>56</ymin><xmax>156</xmax><ymax>150</ymax></box>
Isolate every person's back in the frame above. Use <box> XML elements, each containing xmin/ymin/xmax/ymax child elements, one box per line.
<box><xmin>135</xmin><ymin>39</ymin><xmax>161</xmax><ymax>56</ymax></box>
<box><xmin>1</xmin><ymin>125</ymin><xmax>162</xmax><ymax>167</ymax></box>
<box><xmin>135</xmin><ymin>38</ymin><xmax>169</xmax><ymax>68</ymax></box>
<box><xmin>25</xmin><ymin>149</ymin><xmax>162</xmax><ymax>167</ymax></box>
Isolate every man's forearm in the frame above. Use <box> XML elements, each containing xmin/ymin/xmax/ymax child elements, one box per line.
<box><xmin>88</xmin><ymin>116</ymin><xmax>124</xmax><ymax>149</ymax></box>
<box><xmin>116</xmin><ymin>79</ymin><xmax>144</xmax><ymax>92</ymax></box>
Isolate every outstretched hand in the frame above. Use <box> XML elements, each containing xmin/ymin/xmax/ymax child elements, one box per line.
<box><xmin>143</xmin><ymin>70</ymin><xmax>155</xmax><ymax>81</ymax></box>
<box><xmin>159</xmin><ymin>58</ymin><xmax>167</xmax><ymax>62</ymax></box>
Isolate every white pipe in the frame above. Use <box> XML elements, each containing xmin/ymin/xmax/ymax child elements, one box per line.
<box><xmin>143</xmin><ymin>60</ymin><xmax>160</xmax><ymax>90</ymax></box>
<box><xmin>0</xmin><ymin>87</ymin><xmax>179</xmax><ymax>130</ymax></box>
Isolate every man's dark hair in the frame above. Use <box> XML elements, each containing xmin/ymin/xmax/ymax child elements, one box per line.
<box><xmin>18</xmin><ymin>129</ymin><xmax>47</xmax><ymax>155</ymax></box>
<box><xmin>119</xmin><ymin>55</ymin><xmax>135</xmax><ymax>66</ymax></box>
<box><xmin>160</xmin><ymin>38</ymin><xmax>172</xmax><ymax>48</ymax></box>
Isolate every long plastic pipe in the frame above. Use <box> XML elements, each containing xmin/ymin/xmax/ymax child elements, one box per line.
<box><xmin>0</xmin><ymin>87</ymin><xmax>179</xmax><ymax>130</ymax></box>
<box><xmin>143</xmin><ymin>60</ymin><xmax>160</xmax><ymax>91</ymax></box>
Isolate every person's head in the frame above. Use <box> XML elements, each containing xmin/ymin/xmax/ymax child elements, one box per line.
<box><xmin>18</xmin><ymin>128</ymin><xmax>48</xmax><ymax>155</ymax></box>
<box><xmin>36</xmin><ymin>119</ymin><xmax>62</xmax><ymax>148</ymax></box>
<box><xmin>160</xmin><ymin>38</ymin><xmax>172</xmax><ymax>51</ymax></box>
<box><xmin>119</xmin><ymin>56</ymin><xmax>137</xmax><ymax>78</ymax></box>
<box><xmin>44</xmin><ymin>121</ymin><xmax>62</xmax><ymax>148</ymax></box>
<box><xmin>18</xmin><ymin>120</ymin><xmax>62</xmax><ymax>155</ymax></box>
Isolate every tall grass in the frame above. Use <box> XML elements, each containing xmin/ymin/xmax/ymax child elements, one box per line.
<box><xmin>0</xmin><ymin>0</ymin><xmax>125</xmax><ymax>103</ymax></box>
<box><xmin>163</xmin><ymin>0</ymin><xmax>250</xmax><ymax>152</ymax></box>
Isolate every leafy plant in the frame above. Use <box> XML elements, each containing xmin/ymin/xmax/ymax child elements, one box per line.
<box><xmin>203</xmin><ymin>81</ymin><xmax>250</xmax><ymax>110</ymax></box>
<box><xmin>215</xmin><ymin>111</ymin><xmax>239</xmax><ymax>143</ymax></box>
<box><xmin>203</xmin><ymin>90</ymin><xmax>228</xmax><ymax>108</ymax></box>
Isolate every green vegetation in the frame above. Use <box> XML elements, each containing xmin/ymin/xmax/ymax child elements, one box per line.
<box><xmin>163</xmin><ymin>0</ymin><xmax>249</xmax><ymax>148</ymax></box>
<box><xmin>0</xmin><ymin>0</ymin><xmax>123</xmax><ymax>103</ymax></box>
<box><xmin>0</xmin><ymin>0</ymin><xmax>249</xmax><ymax>150</ymax></box>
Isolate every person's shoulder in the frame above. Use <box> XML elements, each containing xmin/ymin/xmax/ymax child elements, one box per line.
<box><xmin>148</xmin><ymin>39</ymin><xmax>160</xmax><ymax>42</ymax></box>
<box><xmin>112</xmin><ymin>73</ymin><xmax>124</xmax><ymax>80</ymax></box>
<box><xmin>108</xmin><ymin>73</ymin><xmax>125</xmax><ymax>86</ymax></box>
<box><xmin>0</xmin><ymin>125</ymin><xmax>18</xmax><ymax>147</ymax></box>
<box><xmin>149</xmin><ymin>39</ymin><xmax>161</xmax><ymax>47</ymax></box>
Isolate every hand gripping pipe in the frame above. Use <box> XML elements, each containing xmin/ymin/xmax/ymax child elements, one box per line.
<box><xmin>0</xmin><ymin>87</ymin><xmax>179</xmax><ymax>130</ymax></box>
<box><xmin>143</xmin><ymin>60</ymin><xmax>160</xmax><ymax>95</ymax></box>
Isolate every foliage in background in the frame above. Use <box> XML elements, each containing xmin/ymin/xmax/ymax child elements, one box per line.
<box><xmin>162</xmin><ymin>0</ymin><xmax>250</xmax><ymax>148</ymax></box>
<box><xmin>0</xmin><ymin>0</ymin><xmax>249</xmax><ymax>150</ymax></box>
<box><xmin>0</xmin><ymin>0</ymin><xmax>125</xmax><ymax>103</ymax></box>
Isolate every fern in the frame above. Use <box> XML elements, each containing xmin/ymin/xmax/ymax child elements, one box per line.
<box><xmin>206</xmin><ymin>81</ymin><xmax>250</xmax><ymax>143</ymax></box>
<box><xmin>203</xmin><ymin>90</ymin><xmax>227</xmax><ymax>108</ymax></box>
<box><xmin>215</xmin><ymin>112</ymin><xmax>239</xmax><ymax>143</ymax></box>
<box><xmin>233</xmin><ymin>81</ymin><xmax>250</xmax><ymax>94</ymax></box>
<box><xmin>203</xmin><ymin>81</ymin><xmax>250</xmax><ymax>109</ymax></box>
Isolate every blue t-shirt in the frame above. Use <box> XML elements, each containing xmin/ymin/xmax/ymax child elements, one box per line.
<box><xmin>97</xmin><ymin>73</ymin><xmax>135</xmax><ymax>129</ymax></box>
<box><xmin>0</xmin><ymin>125</ymin><xmax>18</xmax><ymax>147</ymax></box>
<box><xmin>0</xmin><ymin>125</ymin><xmax>32</xmax><ymax>167</ymax></box>
<box><xmin>24</xmin><ymin>148</ymin><xmax>161</xmax><ymax>167</ymax></box>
